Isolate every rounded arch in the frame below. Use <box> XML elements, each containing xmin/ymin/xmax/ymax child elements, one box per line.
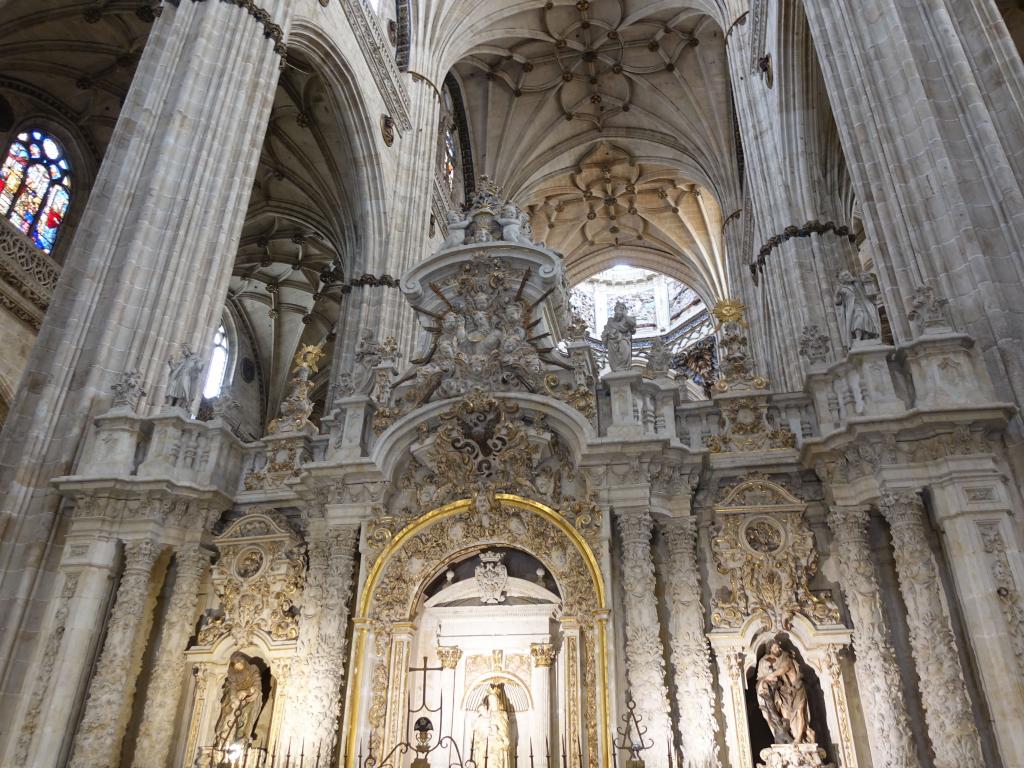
<box><xmin>357</xmin><ymin>495</ymin><xmax>606</xmax><ymax>619</ymax></box>
<box><xmin>346</xmin><ymin>494</ymin><xmax>613</xmax><ymax>768</ymax></box>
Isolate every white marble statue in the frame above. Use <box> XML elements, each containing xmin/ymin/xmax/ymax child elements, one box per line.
<box><xmin>165</xmin><ymin>343</ymin><xmax>204</xmax><ymax>408</ymax></box>
<box><xmin>470</xmin><ymin>683</ymin><xmax>512</xmax><ymax>768</ymax></box>
<box><xmin>498</xmin><ymin>202</ymin><xmax>522</xmax><ymax>242</ymax></box>
<box><xmin>756</xmin><ymin>642</ymin><xmax>815</xmax><ymax>746</ymax></box>
<box><xmin>602</xmin><ymin>301</ymin><xmax>636</xmax><ymax>371</ymax></box>
<box><xmin>834</xmin><ymin>270</ymin><xmax>880</xmax><ymax>345</ymax></box>
<box><xmin>442</xmin><ymin>209</ymin><xmax>470</xmax><ymax>248</ymax></box>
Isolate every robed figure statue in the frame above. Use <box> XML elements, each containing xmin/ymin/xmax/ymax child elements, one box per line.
<box><xmin>755</xmin><ymin>642</ymin><xmax>815</xmax><ymax>745</ymax></box>
<box><xmin>470</xmin><ymin>683</ymin><xmax>512</xmax><ymax>768</ymax></box>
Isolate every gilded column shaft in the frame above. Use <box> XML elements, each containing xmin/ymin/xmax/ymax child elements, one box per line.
<box><xmin>616</xmin><ymin>508</ymin><xmax>672</xmax><ymax>768</ymax></box>
<box><xmin>879</xmin><ymin>492</ymin><xmax>984</xmax><ymax>768</ymax></box>
<box><xmin>69</xmin><ymin>539</ymin><xmax>163</xmax><ymax>768</ymax></box>
<box><xmin>660</xmin><ymin>517</ymin><xmax>720</xmax><ymax>768</ymax></box>
<box><xmin>827</xmin><ymin>506</ymin><xmax>919</xmax><ymax>768</ymax></box>
<box><xmin>130</xmin><ymin>543</ymin><xmax>211</xmax><ymax>768</ymax></box>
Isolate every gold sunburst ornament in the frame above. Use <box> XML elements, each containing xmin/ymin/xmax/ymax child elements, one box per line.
<box><xmin>712</xmin><ymin>298</ymin><xmax>747</xmax><ymax>327</ymax></box>
<box><xmin>293</xmin><ymin>343</ymin><xmax>325</xmax><ymax>373</ymax></box>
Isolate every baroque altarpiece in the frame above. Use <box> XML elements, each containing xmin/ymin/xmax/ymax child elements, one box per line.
<box><xmin>5</xmin><ymin>180</ymin><xmax>1024</xmax><ymax>768</ymax></box>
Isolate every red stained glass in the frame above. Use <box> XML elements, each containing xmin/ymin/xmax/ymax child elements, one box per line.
<box><xmin>1</xmin><ymin>130</ymin><xmax>71</xmax><ymax>253</ymax></box>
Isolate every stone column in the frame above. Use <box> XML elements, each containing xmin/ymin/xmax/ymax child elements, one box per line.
<box><xmin>279</xmin><ymin>524</ymin><xmax>359</xmax><ymax>753</ymax></box>
<box><xmin>723</xmin><ymin>5</ymin><xmax>858</xmax><ymax>388</ymax></box>
<box><xmin>615</xmin><ymin>508</ymin><xmax>672</xmax><ymax>768</ymax></box>
<box><xmin>660</xmin><ymin>517</ymin><xmax>720</xmax><ymax>768</ymax></box>
<box><xmin>530</xmin><ymin>643</ymin><xmax>555</xmax><ymax>757</ymax></box>
<box><xmin>801</xmin><ymin>0</ymin><xmax>1024</xmax><ymax>407</ymax></box>
<box><xmin>0</xmin><ymin>0</ymin><xmax>290</xmax><ymax>731</ymax></box>
<box><xmin>130</xmin><ymin>542</ymin><xmax>211</xmax><ymax>768</ymax></box>
<box><xmin>69</xmin><ymin>538</ymin><xmax>163</xmax><ymax>768</ymax></box>
<box><xmin>827</xmin><ymin>506</ymin><xmax>920</xmax><ymax>768</ymax></box>
<box><xmin>878</xmin><ymin>491</ymin><xmax>985</xmax><ymax>768</ymax></box>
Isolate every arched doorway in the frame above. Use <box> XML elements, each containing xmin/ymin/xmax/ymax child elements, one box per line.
<box><xmin>343</xmin><ymin>495</ymin><xmax>611</xmax><ymax>768</ymax></box>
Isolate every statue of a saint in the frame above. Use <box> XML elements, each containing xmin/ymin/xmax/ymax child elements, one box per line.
<box><xmin>834</xmin><ymin>270</ymin><xmax>881</xmax><ymax>346</ymax></box>
<box><xmin>470</xmin><ymin>683</ymin><xmax>512</xmax><ymax>768</ymax></box>
<box><xmin>646</xmin><ymin>336</ymin><xmax>672</xmax><ymax>374</ymax></box>
<box><xmin>602</xmin><ymin>301</ymin><xmax>636</xmax><ymax>372</ymax></box>
<box><xmin>165</xmin><ymin>344</ymin><xmax>204</xmax><ymax>409</ymax></box>
<box><xmin>213</xmin><ymin>654</ymin><xmax>266</xmax><ymax>753</ymax></box>
<box><xmin>755</xmin><ymin>642</ymin><xmax>815</xmax><ymax>746</ymax></box>
<box><xmin>442</xmin><ymin>209</ymin><xmax>471</xmax><ymax>249</ymax></box>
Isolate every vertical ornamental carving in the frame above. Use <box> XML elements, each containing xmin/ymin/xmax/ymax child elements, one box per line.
<box><xmin>827</xmin><ymin>506</ymin><xmax>919</xmax><ymax>768</ymax></box>
<box><xmin>978</xmin><ymin>522</ymin><xmax>1024</xmax><ymax>678</ymax></box>
<box><xmin>69</xmin><ymin>539</ymin><xmax>163</xmax><ymax>768</ymax></box>
<box><xmin>131</xmin><ymin>543</ymin><xmax>212</xmax><ymax>768</ymax></box>
<box><xmin>661</xmin><ymin>517</ymin><xmax>721</xmax><ymax>768</ymax></box>
<box><xmin>13</xmin><ymin>573</ymin><xmax>80</xmax><ymax>763</ymax></box>
<box><xmin>616</xmin><ymin>508</ymin><xmax>672</xmax><ymax>767</ymax></box>
<box><xmin>879</xmin><ymin>492</ymin><xmax>984</xmax><ymax>768</ymax></box>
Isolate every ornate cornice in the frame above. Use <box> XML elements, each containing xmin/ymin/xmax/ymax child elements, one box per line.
<box><xmin>338</xmin><ymin>0</ymin><xmax>412</xmax><ymax>130</ymax></box>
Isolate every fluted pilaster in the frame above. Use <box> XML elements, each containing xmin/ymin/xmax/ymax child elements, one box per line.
<box><xmin>879</xmin><ymin>491</ymin><xmax>984</xmax><ymax>768</ymax></box>
<box><xmin>616</xmin><ymin>508</ymin><xmax>672</xmax><ymax>767</ymax></box>
<box><xmin>660</xmin><ymin>517</ymin><xmax>720</xmax><ymax>768</ymax></box>
<box><xmin>130</xmin><ymin>543</ymin><xmax>212</xmax><ymax>768</ymax></box>
<box><xmin>827</xmin><ymin>506</ymin><xmax>919</xmax><ymax>768</ymax></box>
<box><xmin>69</xmin><ymin>539</ymin><xmax>163</xmax><ymax>768</ymax></box>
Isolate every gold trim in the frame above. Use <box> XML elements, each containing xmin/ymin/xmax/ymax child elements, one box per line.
<box><xmin>345</xmin><ymin>494</ymin><xmax>610</xmax><ymax>768</ymax></box>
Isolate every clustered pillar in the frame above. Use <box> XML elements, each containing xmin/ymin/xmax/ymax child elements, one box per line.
<box><xmin>879</xmin><ymin>491</ymin><xmax>985</xmax><ymax>768</ymax></box>
<box><xmin>827</xmin><ymin>506</ymin><xmax>920</xmax><ymax>768</ymax></box>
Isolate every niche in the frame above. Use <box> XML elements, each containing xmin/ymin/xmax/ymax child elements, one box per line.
<box><xmin>743</xmin><ymin>635</ymin><xmax>833</xmax><ymax>763</ymax></box>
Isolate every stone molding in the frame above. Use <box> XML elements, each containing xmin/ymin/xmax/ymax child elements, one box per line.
<box><xmin>338</xmin><ymin>0</ymin><xmax>412</xmax><ymax>130</ymax></box>
<box><xmin>0</xmin><ymin>219</ymin><xmax>60</xmax><ymax>328</ymax></box>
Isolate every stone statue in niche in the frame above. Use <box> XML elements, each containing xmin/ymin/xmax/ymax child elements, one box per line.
<box><xmin>213</xmin><ymin>654</ymin><xmax>265</xmax><ymax>752</ymax></box>
<box><xmin>602</xmin><ymin>301</ymin><xmax>636</xmax><ymax>371</ymax></box>
<box><xmin>442</xmin><ymin>209</ymin><xmax>471</xmax><ymax>249</ymax></box>
<box><xmin>756</xmin><ymin>642</ymin><xmax>815</xmax><ymax>745</ymax></box>
<box><xmin>165</xmin><ymin>343</ymin><xmax>204</xmax><ymax>409</ymax></box>
<box><xmin>470</xmin><ymin>683</ymin><xmax>512</xmax><ymax>768</ymax></box>
<box><xmin>834</xmin><ymin>270</ymin><xmax>880</xmax><ymax>346</ymax></box>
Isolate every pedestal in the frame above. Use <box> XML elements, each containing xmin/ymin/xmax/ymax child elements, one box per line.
<box><xmin>603</xmin><ymin>369</ymin><xmax>643</xmax><ymax>439</ymax></box>
<box><xmin>757</xmin><ymin>743</ymin><xmax>831</xmax><ymax>768</ymax></box>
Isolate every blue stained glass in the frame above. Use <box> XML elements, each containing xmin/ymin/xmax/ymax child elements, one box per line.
<box><xmin>1</xmin><ymin>130</ymin><xmax>72</xmax><ymax>253</ymax></box>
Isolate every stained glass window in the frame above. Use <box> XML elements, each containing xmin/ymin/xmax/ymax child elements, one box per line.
<box><xmin>0</xmin><ymin>130</ymin><xmax>71</xmax><ymax>253</ymax></box>
<box><xmin>203</xmin><ymin>324</ymin><xmax>230</xmax><ymax>399</ymax></box>
<box><xmin>444</xmin><ymin>127</ymin><xmax>457</xmax><ymax>192</ymax></box>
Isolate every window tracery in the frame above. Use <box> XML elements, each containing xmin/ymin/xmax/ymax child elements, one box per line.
<box><xmin>0</xmin><ymin>130</ymin><xmax>71</xmax><ymax>253</ymax></box>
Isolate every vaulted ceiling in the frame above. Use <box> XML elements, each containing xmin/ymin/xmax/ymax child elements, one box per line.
<box><xmin>449</xmin><ymin>0</ymin><xmax>738</xmax><ymax>300</ymax></box>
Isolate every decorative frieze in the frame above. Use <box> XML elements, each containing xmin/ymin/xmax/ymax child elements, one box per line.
<box><xmin>879</xmin><ymin>491</ymin><xmax>984</xmax><ymax>768</ymax></box>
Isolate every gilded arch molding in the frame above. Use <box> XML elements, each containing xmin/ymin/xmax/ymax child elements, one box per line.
<box><xmin>345</xmin><ymin>494</ymin><xmax>611</xmax><ymax>768</ymax></box>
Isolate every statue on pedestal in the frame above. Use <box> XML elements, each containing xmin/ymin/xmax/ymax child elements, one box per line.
<box><xmin>834</xmin><ymin>270</ymin><xmax>880</xmax><ymax>346</ymax></box>
<box><xmin>602</xmin><ymin>301</ymin><xmax>636</xmax><ymax>371</ymax></box>
<box><xmin>442</xmin><ymin>209</ymin><xmax>470</xmax><ymax>249</ymax></box>
<box><xmin>165</xmin><ymin>344</ymin><xmax>204</xmax><ymax>409</ymax></box>
<box><xmin>756</xmin><ymin>642</ymin><xmax>815</xmax><ymax>745</ymax></box>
